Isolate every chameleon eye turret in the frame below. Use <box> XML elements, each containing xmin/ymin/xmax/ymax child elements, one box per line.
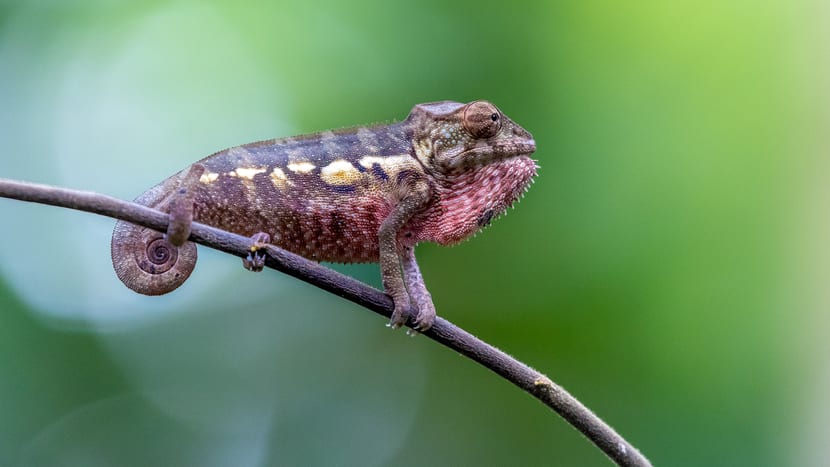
<box><xmin>462</xmin><ymin>101</ymin><xmax>502</xmax><ymax>138</ymax></box>
<box><xmin>111</xmin><ymin>100</ymin><xmax>537</xmax><ymax>331</ymax></box>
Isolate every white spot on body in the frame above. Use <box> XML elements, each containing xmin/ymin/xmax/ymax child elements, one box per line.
<box><xmin>225</xmin><ymin>167</ymin><xmax>265</xmax><ymax>207</ymax></box>
<box><xmin>357</xmin><ymin>156</ymin><xmax>413</xmax><ymax>171</ymax></box>
<box><xmin>287</xmin><ymin>161</ymin><xmax>316</xmax><ymax>174</ymax></box>
<box><xmin>321</xmin><ymin>159</ymin><xmax>362</xmax><ymax>185</ymax></box>
<box><xmin>357</xmin><ymin>155</ymin><xmax>415</xmax><ymax>181</ymax></box>
<box><xmin>199</xmin><ymin>172</ymin><xmax>219</xmax><ymax>184</ymax></box>
<box><xmin>230</xmin><ymin>167</ymin><xmax>267</xmax><ymax>179</ymax></box>
<box><xmin>270</xmin><ymin>167</ymin><xmax>290</xmax><ymax>189</ymax></box>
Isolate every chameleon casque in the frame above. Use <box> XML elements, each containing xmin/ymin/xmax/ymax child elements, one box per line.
<box><xmin>111</xmin><ymin>100</ymin><xmax>537</xmax><ymax>331</ymax></box>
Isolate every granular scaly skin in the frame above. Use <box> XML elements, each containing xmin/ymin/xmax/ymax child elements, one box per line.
<box><xmin>111</xmin><ymin>100</ymin><xmax>537</xmax><ymax>330</ymax></box>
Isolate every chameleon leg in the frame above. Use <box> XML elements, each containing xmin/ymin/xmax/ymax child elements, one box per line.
<box><xmin>401</xmin><ymin>246</ymin><xmax>436</xmax><ymax>332</ymax></box>
<box><xmin>243</xmin><ymin>232</ymin><xmax>271</xmax><ymax>272</ymax></box>
<box><xmin>378</xmin><ymin>179</ymin><xmax>431</xmax><ymax>329</ymax></box>
<box><xmin>165</xmin><ymin>163</ymin><xmax>204</xmax><ymax>246</ymax></box>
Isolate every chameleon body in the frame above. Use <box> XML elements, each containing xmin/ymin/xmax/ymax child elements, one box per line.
<box><xmin>111</xmin><ymin>100</ymin><xmax>537</xmax><ymax>331</ymax></box>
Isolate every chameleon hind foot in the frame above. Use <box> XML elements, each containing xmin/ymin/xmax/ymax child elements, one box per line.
<box><xmin>242</xmin><ymin>232</ymin><xmax>271</xmax><ymax>272</ymax></box>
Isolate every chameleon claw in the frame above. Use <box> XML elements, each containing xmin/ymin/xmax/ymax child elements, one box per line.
<box><xmin>242</xmin><ymin>232</ymin><xmax>272</xmax><ymax>272</ymax></box>
<box><xmin>243</xmin><ymin>252</ymin><xmax>267</xmax><ymax>272</ymax></box>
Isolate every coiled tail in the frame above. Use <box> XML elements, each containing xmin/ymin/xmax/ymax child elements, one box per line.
<box><xmin>110</xmin><ymin>168</ymin><xmax>199</xmax><ymax>295</ymax></box>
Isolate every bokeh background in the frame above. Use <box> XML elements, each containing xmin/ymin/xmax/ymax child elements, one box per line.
<box><xmin>0</xmin><ymin>1</ymin><xmax>827</xmax><ymax>466</ymax></box>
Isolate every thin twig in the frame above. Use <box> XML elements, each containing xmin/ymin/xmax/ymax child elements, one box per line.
<box><xmin>0</xmin><ymin>177</ymin><xmax>651</xmax><ymax>467</ymax></box>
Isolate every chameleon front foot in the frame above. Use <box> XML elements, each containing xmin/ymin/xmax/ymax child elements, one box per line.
<box><xmin>242</xmin><ymin>232</ymin><xmax>271</xmax><ymax>272</ymax></box>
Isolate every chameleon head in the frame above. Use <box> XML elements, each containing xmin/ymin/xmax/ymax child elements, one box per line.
<box><xmin>407</xmin><ymin>100</ymin><xmax>536</xmax><ymax>174</ymax></box>
<box><xmin>405</xmin><ymin>100</ymin><xmax>539</xmax><ymax>245</ymax></box>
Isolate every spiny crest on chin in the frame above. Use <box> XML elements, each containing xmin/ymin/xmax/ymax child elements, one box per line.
<box><xmin>423</xmin><ymin>155</ymin><xmax>538</xmax><ymax>247</ymax></box>
<box><xmin>452</xmin><ymin>201</ymin><xmax>517</xmax><ymax>247</ymax></box>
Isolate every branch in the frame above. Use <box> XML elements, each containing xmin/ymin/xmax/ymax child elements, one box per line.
<box><xmin>0</xmin><ymin>177</ymin><xmax>651</xmax><ymax>467</ymax></box>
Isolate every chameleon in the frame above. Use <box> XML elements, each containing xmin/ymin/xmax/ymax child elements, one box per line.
<box><xmin>111</xmin><ymin>100</ymin><xmax>537</xmax><ymax>331</ymax></box>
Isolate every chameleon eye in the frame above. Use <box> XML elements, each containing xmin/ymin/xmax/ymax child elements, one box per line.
<box><xmin>462</xmin><ymin>101</ymin><xmax>502</xmax><ymax>138</ymax></box>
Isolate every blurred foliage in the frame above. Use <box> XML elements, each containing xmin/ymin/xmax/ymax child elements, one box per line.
<box><xmin>0</xmin><ymin>1</ymin><xmax>827</xmax><ymax>466</ymax></box>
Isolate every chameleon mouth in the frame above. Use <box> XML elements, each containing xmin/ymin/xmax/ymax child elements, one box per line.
<box><xmin>442</xmin><ymin>137</ymin><xmax>536</xmax><ymax>172</ymax></box>
<box><xmin>502</xmin><ymin>139</ymin><xmax>537</xmax><ymax>157</ymax></box>
<box><xmin>465</xmin><ymin>138</ymin><xmax>537</xmax><ymax>159</ymax></box>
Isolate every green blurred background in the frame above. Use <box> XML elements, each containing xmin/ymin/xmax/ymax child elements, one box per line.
<box><xmin>0</xmin><ymin>1</ymin><xmax>827</xmax><ymax>466</ymax></box>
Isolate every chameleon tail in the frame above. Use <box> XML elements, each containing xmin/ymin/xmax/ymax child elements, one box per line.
<box><xmin>110</xmin><ymin>168</ymin><xmax>198</xmax><ymax>295</ymax></box>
